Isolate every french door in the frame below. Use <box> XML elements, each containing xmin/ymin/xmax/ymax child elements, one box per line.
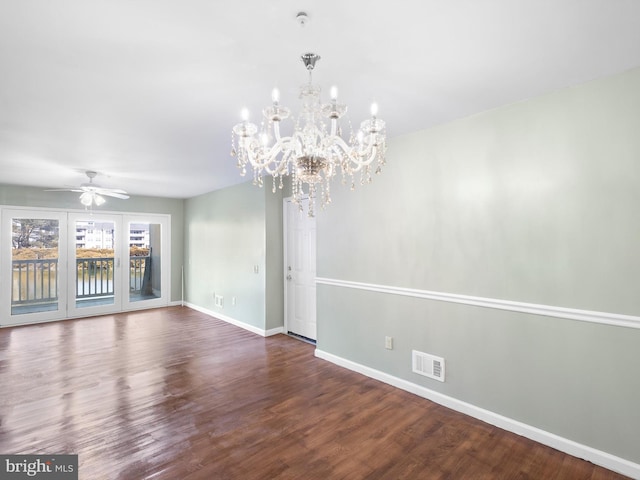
<box><xmin>67</xmin><ymin>212</ymin><xmax>123</xmax><ymax>318</ymax></box>
<box><xmin>1</xmin><ymin>208</ymin><xmax>170</xmax><ymax>327</ymax></box>
<box><xmin>1</xmin><ymin>209</ymin><xmax>69</xmax><ymax>326</ymax></box>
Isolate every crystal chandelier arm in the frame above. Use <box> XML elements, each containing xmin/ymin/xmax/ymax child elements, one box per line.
<box><xmin>358</xmin><ymin>131</ymin><xmax>378</xmax><ymax>159</ymax></box>
<box><xmin>241</xmin><ymin>134</ymin><xmax>295</xmax><ymax>176</ymax></box>
<box><xmin>330</xmin><ymin>118</ymin><xmax>337</xmax><ymax>137</ymax></box>
<box><xmin>273</xmin><ymin>121</ymin><xmax>283</xmax><ymax>142</ymax></box>
<box><xmin>356</xmin><ymin>144</ymin><xmax>379</xmax><ymax>169</ymax></box>
<box><xmin>329</xmin><ymin>135</ymin><xmax>353</xmax><ymax>155</ymax></box>
<box><xmin>329</xmin><ymin>135</ymin><xmax>379</xmax><ymax>170</ymax></box>
<box><xmin>357</xmin><ymin>130</ymin><xmax>384</xmax><ymax>168</ymax></box>
<box><xmin>262</xmin><ymin>140</ymin><xmax>292</xmax><ymax>176</ymax></box>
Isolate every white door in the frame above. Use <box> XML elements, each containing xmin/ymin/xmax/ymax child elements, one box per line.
<box><xmin>284</xmin><ymin>198</ymin><xmax>317</xmax><ymax>341</ymax></box>
<box><xmin>67</xmin><ymin>212</ymin><xmax>123</xmax><ymax>318</ymax></box>
<box><xmin>1</xmin><ymin>209</ymin><xmax>68</xmax><ymax>327</ymax></box>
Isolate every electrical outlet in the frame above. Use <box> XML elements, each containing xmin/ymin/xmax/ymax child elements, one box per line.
<box><xmin>214</xmin><ymin>294</ymin><xmax>224</xmax><ymax>308</ymax></box>
<box><xmin>231</xmin><ymin>297</ymin><xmax>236</xmax><ymax>306</ymax></box>
<box><xmin>385</xmin><ymin>336</ymin><xmax>393</xmax><ymax>350</ymax></box>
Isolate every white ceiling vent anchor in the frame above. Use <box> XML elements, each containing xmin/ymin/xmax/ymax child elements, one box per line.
<box><xmin>412</xmin><ymin>350</ymin><xmax>445</xmax><ymax>382</ymax></box>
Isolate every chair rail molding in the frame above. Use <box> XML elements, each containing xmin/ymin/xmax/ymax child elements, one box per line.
<box><xmin>315</xmin><ymin>277</ymin><xmax>640</xmax><ymax>330</ymax></box>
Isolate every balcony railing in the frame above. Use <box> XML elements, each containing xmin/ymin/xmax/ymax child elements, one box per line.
<box><xmin>11</xmin><ymin>258</ymin><xmax>59</xmax><ymax>305</ymax></box>
<box><xmin>76</xmin><ymin>257</ymin><xmax>115</xmax><ymax>299</ymax></box>
<box><xmin>129</xmin><ymin>256</ymin><xmax>151</xmax><ymax>294</ymax></box>
<box><xmin>11</xmin><ymin>256</ymin><xmax>151</xmax><ymax>307</ymax></box>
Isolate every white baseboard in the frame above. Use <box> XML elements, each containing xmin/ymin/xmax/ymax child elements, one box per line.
<box><xmin>314</xmin><ymin>349</ymin><xmax>640</xmax><ymax>479</ymax></box>
<box><xmin>184</xmin><ymin>303</ymin><xmax>283</xmax><ymax>337</ymax></box>
<box><xmin>264</xmin><ymin>326</ymin><xmax>285</xmax><ymax>336</ymax></box>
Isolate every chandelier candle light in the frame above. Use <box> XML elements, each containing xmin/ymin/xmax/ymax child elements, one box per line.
<box><xmin>231</xmin><ymin>53</ymin><xmax>386</xmax><ymax>216</ymax></box>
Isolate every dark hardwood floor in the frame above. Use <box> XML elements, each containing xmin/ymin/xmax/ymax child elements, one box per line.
<box><xmin>0</xmin><ymin>307</ymin><xmax>629</xmax><ymax>479</ymax></box>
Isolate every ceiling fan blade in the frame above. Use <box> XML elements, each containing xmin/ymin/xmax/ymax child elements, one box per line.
<box><xmin>101</xmin><ymin>191</ymin><xmax>130</xmax><ymax>199</ymax></box>
<box><xmin>45</xmin><ymin>188</ymin><xmax>84</xmax><ymax>192</ymax></box>
<box><xmin>46</xmin><ymin>170</ymin><xmax>129</xmax><ymax>202</ymax></box>
<box><xmin>93</xmin><ymin>187</ymin><xmax>128</xmax><ymax>195</ymax></box>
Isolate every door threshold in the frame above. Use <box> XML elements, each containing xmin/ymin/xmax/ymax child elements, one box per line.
<box><xmin>287</xmin><ymin>331</ymin><xmax>316</xmax><ymax>345</ymax></box>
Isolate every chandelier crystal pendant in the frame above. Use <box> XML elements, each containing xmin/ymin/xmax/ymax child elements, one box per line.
<box><xmin>231</xmin><ymin>53</ymin><xmax>386</xmax><ymax>216</ymax></box>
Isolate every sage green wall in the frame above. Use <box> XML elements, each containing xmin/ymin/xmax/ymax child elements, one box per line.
<box><xmin>316</xmin><ymin>67</ymin><xmax>640</xmax><ymax>463</ymax></box>
<box><xmin>265</xmin><ymin>187</ymin><xmax>284</xmax><ymax>331</ymax></box>
<box><xmin>184</xmin><ymin>180</ymin><xmax>283</xmax><ymax>331</ymax></box>
<box><xmin>0</xmin><ymin>184</ymin><xmax>184</xmax><ymax>303</ymax></box>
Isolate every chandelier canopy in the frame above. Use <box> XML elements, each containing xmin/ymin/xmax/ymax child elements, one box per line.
<box><xmin>231</xmin><ymin>53</ymin><xmax>386</xmax><ymax>216</ymax></box>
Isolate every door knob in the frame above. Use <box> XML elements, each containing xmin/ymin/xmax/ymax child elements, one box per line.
<box><xmin>286</xmin><ymin>274</ymin><xmax>292</xmax><ymax>280</ymax></box>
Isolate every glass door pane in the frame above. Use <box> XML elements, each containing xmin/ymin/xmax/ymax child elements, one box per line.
<box><xmin>128</xmin><ymin>222</ymin><xmax>161</xmax><ymax>302</ymax></box>
<box><xmin>12</xmin><ymin>218</ymin><xmax>60</xmax><ymax>314</ymax></box>
<box><xmin>1</xmin><ymin>209</ymin><xmax>68</xmax><ymax>326</ymax></box>
<box><xmin>75</xmin><ymin>219</ymin><xmax>115</xmax><ymax>308</ymax></box>
<box><xmin>122</xmin><ymin>215</ymin><xmax>169</xmax><ymax>310</ymax></box>
<box><xmin>67</xmin><ymin>213</ymin><xmax>122</xmax><ymax>318</ymax></box>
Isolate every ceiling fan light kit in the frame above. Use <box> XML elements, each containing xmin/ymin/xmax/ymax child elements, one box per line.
<box><xmin>79</xmin><ymin>191</ymin><xmax>106</xmax><ymax>207</ymax></box>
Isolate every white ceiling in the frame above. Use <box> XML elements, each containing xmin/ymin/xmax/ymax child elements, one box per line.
<box><xmin>1</xmin><ymin>0</ymin><xmax>640</xmax><ymax>199</ymax></box>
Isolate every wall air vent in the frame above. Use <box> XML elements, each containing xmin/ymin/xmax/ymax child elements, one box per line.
<box><xmin>412</xmin><ymin>350</ymin><xmax>445</xmax><ymax>382</ymax></box>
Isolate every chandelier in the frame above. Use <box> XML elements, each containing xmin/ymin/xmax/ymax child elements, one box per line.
<box><xmin>231</xmin><ymin>53</ymin><xmax>386</xmax><ymax>216</ymax></box>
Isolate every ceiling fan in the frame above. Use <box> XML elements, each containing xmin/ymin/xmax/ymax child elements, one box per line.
<box><xmin>47</xmin><ymin>170</ymin><xmax>130</xmax><ymax>207</ymax></box>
